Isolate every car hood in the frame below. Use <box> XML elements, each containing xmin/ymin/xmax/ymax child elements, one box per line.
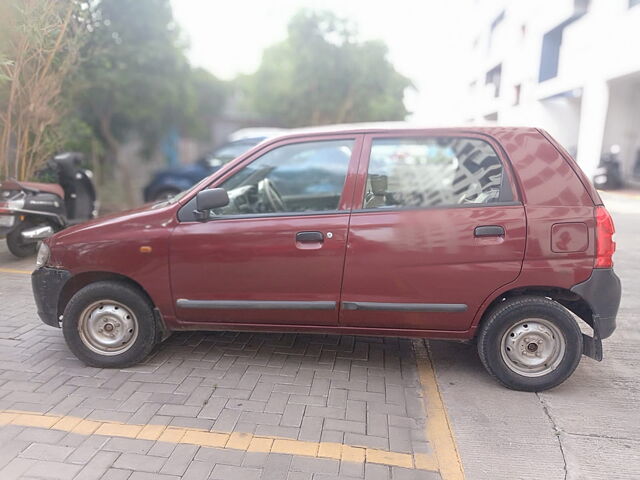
<box><xmin>51</xmin><ymin>202</ymin><xmax>175</xmax><ymax>245</ymax></box>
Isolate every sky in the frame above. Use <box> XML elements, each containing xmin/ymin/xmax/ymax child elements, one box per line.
<box><xmin>170</xmin><ymin>0</ymin><xmax>473</xmax><ymax>124</ymax></box>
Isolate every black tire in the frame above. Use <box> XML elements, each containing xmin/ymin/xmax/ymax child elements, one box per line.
<box><xmin>477</xmin><ymin>296</ymin><xmax>583</xmax><ymax>392</ymax></box>
<box><xmin>62</xmin><ymin>281</ymin><xmax>158</xmax><ymax>368</ymax></box>
<box><xmin>6</xmin><ymin>222</ymin><xmax>38</xmax><ymax>257</ymax></box>
<box><xmin>152</xmin><ymin>188</ymin><xmax>181</xmax><ymax>202</ymax></box>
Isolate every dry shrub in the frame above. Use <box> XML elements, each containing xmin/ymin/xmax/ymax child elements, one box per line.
<box><xmin>0</xmin><ymin>0</ymin><xmax>84</xmax><ymax>180</ymax></box>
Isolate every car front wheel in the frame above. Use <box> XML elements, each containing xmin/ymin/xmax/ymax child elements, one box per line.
<box><xmin>477</xmin><ymin>296</ymin><xmax>583</xmax><ymax>391</ymax></box>
<box><xmin>62</xmin><ymin>281</ymin><xmax>158</xmax><ymax>368</ymax></box>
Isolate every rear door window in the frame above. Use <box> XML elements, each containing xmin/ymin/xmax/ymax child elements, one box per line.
<box><xmin>363</xmin><ymin>137</ymin><xmax>512</xmax><ymax>209</ymax></box>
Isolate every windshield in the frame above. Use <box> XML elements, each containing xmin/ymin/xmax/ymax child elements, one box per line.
<box><xmin>201</xmin><ymin>139</ymin><xmax>263</xmax><ymax>167</ymax></box>
<box><xmin>151</xmin><ymin>177</ymin><xmax>206</xmax><ymax>208</ymax></box>
<box><xmin>152</xmin><ymin>142</ymin><xmax>265</xmax><ymax>207</ymax></box>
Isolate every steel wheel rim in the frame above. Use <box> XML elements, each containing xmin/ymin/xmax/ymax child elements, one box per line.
<box><xmin>77</xmin><ymin>300</ymin><xmax>138</xmax><ymax>356</ymax></box>
<box><xmin>500</xmin><ymin>318</ymin><xmax>566</xmax><ymax>377</ymax></box>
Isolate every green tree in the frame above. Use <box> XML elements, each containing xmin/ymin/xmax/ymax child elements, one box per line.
<box><xmin>1</xmin><ymin>0</ymin><xmax>228</xmax><ymax>206</ymax></box>
<box><xmin>240</xmin><ymin>10</ymin><xmax>412</xmax><ymax>127</ymax></box>
<box><xmin>72</xmin><ymin>0</ymin><xmax>227</xmax><ymax>205</ymax></box>
<box><xmin>72</xmin><ymin>0</ymin><xmax>191</xmax><ymax>203</ymax></box>
<box><xmin>182</xmin><ymin>67</ymin><xmax>229</xmax><ymax>141</ymax></box>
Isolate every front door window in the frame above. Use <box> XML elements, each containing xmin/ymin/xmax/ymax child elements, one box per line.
<box><xmin>212</xmin><ymin>139</ymin><xmax>354</xmax><ymax>217</ymax></box>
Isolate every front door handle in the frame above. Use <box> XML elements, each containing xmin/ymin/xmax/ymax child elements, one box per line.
<box><xmin>296</xmin><ymin>231</ymin><xmax>324</xmax><ymax>243</ymax></box>
<box><xmin>474</xmin><ymin>225</ymin><xmax>505</xmax><ymax>237</ymax></box>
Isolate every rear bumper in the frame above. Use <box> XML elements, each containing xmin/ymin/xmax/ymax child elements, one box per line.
<box><xmin>571</xmin><ymin>268</ymin><xmax>621</xmax><ymax>360</ymax></box>
<box><xmin>31</xmin><ymin>267</ymin><xmax>71</xmax><ymax>327</ymax></box>
<box><xmin>571</xmin><ymin>268</ymin><xmax>621</xmax><ymax>339</ymax></box>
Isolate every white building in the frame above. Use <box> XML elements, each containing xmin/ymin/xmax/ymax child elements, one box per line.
<box><xmin>463</xmin><ymin>0</ymin><xmax>640</xmax><ymax>184</ymax></box>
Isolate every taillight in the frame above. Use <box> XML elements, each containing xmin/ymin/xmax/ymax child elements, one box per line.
<box><xmin>595</xmin><ymin>206</ymin><xmax>615</xmax><ymax>268</ymax></box>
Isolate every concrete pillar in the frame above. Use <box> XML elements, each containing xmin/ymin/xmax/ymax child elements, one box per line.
<box><xmin>576</xmin><ymin>81</ymin><xmax>609</xmax><ymax>178</ymax></box>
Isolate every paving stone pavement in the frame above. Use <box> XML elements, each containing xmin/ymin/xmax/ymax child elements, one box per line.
<box><xmin>0</xmin><ymin>246</ymin><xmax>446</xmax><ymax>479</ymax></box>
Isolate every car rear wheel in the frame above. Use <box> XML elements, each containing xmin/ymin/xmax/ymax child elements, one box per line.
<box><xmin>62</xmin><ymin>281</ymin><xmax>158</xmax><ymax>368</ymax></box>
<box><xmin>477</xmin><ymin>296</ymin><xmax>583</xmax><ymax>391</ymax></box>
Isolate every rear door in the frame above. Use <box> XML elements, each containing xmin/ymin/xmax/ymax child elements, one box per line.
<box><xmin>340</xmin><ymin>133</ymin><xmax>526</xmax><ymax>331</ymax></box>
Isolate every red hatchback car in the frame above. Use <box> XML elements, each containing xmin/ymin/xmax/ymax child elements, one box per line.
<box><xmin>32</xmin><ymin>126</ymin><xmax>620</xmax><ymax>391</ymax></box>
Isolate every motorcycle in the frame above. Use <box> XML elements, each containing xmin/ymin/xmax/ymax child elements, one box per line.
<box><xmin>0</xmin><ymin>152</ymin><xmax>98</xmax><ymax>257</ymax></box>
<box><xmin>592</xmin><ymin>145</ymin><xmax>623</xmax><ymax>190</ymax></box>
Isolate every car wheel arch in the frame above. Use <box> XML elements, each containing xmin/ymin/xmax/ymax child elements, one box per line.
<box><xmin>57</xmin><ymin>271</ymin><xmax>168</xmax><ymax>337</ymax></box>
<box><xmin>475</xmin><ymin>285</ymin><xmax>594</xmax><ymax>336</ymax></box>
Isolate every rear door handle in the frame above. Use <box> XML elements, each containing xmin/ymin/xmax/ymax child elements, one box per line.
<box><xmin>474</xmin><ymin>225</ymin><xmax>505</xmax><ymax>237</ymax></box>
<box><xmin>296</xmin><ymin>231</ymin><xmax>324</xmax><ymax>243</ymax></box>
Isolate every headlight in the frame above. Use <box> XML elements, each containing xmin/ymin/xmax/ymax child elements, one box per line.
<box><xmin>36</xmin><ymin>243</ymin><xmax>50</xmax><ymax>268</ymax></box>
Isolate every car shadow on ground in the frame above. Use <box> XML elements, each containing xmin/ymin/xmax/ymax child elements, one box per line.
<box><xmin>426</xmin><ymin>340</ymin><xmax>494</xmax><ymax>387</ymax></box>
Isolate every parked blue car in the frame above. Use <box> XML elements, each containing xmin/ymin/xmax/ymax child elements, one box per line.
<box><xmin>143</xmin><ymin>137</ymin><xmax>266</xmax><ymax>202</ymax></box>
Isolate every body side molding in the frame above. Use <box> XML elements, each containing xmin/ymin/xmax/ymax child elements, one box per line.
<box><xmin>341</xmin><ymin>302</ymin><xmax>468</xmax><ymax>312</ymax></box>
<box><xmin>176</xmin><ymin>299</ymin><xmax>337</xmax><ymax>310</ymax></box>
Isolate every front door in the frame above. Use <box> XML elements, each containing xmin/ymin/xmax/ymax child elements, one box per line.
<box><xmin>170</xmin><ymin>135</ymin><xmax>362</xmax><ymax>326</ymax></box>
<box><xmin>340</xmin><ymin>133</ymin><xmax>526</xmax><ymax>331</ymax></box>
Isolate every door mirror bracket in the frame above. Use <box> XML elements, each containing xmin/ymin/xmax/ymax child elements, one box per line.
<box><xmin>193</xmin><ymin>209</ymin><xmax>209</xmax><ymax>222</ymax></box>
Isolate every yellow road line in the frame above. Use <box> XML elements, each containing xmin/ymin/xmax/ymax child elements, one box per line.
<box><xmin>413</xmin><ymin>339</ymin><xmax>465</xmax><ymax>480</ymax></box>
<box><xmin>0</xmin><ymin>267</ymin><xmax>31</xmax><ymax>275</ymax></box>
<box><xmin>0</xmin><ymin>409</ymin><xmax>438</xmax><ymax>471</ymax></box>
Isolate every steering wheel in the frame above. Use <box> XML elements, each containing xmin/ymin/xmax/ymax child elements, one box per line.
<box><xmin>258</xmin><ymin>178</ymin><xmax>286</xmax><ymax>212</ymax></box>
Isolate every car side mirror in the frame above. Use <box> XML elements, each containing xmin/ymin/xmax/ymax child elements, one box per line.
<box><xmin>194</xmin><ymin>188</ymin><xmax>229</xmax><ymax>221</ymax></box>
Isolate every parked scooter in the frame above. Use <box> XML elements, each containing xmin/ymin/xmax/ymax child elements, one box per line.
<box><xmin>0</xmin><ymin>152</ymin><xmax>98</xmax><ymax>257</ymax></box>
<box><xmin>592</xmin><ymin>145</ymin><xmax>623</xmax><ymax>190</ymax></box>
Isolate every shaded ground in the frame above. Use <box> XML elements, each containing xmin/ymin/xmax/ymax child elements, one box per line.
<box><xmin>430</xmin><ymin>191</ymin><xmax>640</xmax><ymax>479</ymax></box>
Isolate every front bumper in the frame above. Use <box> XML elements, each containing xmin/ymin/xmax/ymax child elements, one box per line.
<box><xmin>31</xmin><ymin>267</ymin><xmax>71</xmax><ymax>327</ymax></box>
<box><xmin>571</xmin><ymin>268</ymin><xmax>622</xmax><ymax>360</ymax></box>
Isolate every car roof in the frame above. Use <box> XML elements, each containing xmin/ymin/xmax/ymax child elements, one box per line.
<box><xmin>263</xmin><ymin>122</ymin><xmax>539</xmax><ymax>142</ymax></box>
<box><xmin>227</xmin><ymin>137</ymin><xmax>266</xmax><ymax>145</ymax></box>
<box><xmin>228</xmin><ymin>128</ymin><xmax>288</xmax><ymax>142</ymax></box>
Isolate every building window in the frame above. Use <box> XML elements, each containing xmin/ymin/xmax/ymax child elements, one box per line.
<box><xmin>488</xmin><ymin>10</ymin><xmax>505</xmax><ymax>51</ymax></box>
<box><xmin>484</xmin><ymin>112</ymin><xmax>498</xmax><ymax>122</ymax></box>
<box><xmin>485</xmin><ymin>64</ymin><xmax>502</xmax><ymax>97</ymax></box>
<box><xmin>574</xmin><ymin>0</ymin><xmax>590</xmax><ymax>14</ymax></box>
<box><xmin>490</xmin><ymin>10</ymin><xmax>505</xmax><ymax>33</ymax></box>
<box><xmin>539</xmin><ymin>26</ymin><xmax>563</xmax><ymax>82</ymax></box>
<box><xmin>513</xmin><ymin>84</ymin><xmax>522</xmax><ymax>105</ymax></box>
<box><xmin>538</xmin><ymin>8</ymin><xmax>589</xmax><ymax>83</ymax></box>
